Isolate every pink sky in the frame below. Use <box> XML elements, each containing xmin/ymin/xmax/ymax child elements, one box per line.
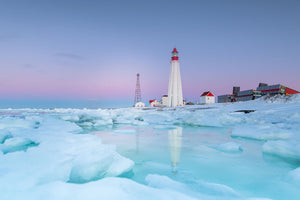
<box><xmin>0</xmin><ymin>1</ymin><xmax>299</xmax><ymax>102</ymax></box>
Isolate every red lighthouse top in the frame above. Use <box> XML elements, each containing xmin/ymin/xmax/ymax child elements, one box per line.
<box><xmin>171</xmin><ymin>48</ymin><xmax>179</xmax><ymax>61</ymax></box>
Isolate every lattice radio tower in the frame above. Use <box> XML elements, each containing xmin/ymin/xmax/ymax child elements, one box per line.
<box><xmin>134</xmin><ymin>73</ymin><xmax>142</xmax><ymax>105</ymax></box>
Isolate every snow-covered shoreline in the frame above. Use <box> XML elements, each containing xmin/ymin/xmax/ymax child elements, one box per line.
<box><xmin>0</xmin><ymin>94</ymin><xmax>300</xmax><ymax>199</ymax></box>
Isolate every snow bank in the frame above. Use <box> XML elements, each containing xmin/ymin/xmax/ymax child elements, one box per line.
<box><xmin>23</xmin><ymin>177</ymin><xmax>199</xmax><ymax>200</ymax></box>
<box><xmin>260</xmin><ymin>93</ymin><xmax>300</xmax><ymax>104</ymax></box>
<box><xmin>146</xmin><ymin>174</ymin><xmax>240</xmax><ymax>198</ymax></box>
<box><xmin>145</xmin><ymin>174</ymin><xmax>271</xmax><ymax>200</ymax></box>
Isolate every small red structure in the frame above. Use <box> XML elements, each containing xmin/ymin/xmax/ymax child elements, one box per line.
<box><xmin>149</xmin><ymin>99</ymin><xmax>159</xmax><ymax>107</ymax></box>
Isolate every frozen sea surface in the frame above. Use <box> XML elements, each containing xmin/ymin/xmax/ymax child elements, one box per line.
<box><xmin>1</xmin><ymin>94</ymin><xmax>300</xmax><ymax>199</ymax></box>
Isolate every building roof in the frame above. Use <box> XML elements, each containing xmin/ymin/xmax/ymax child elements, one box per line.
<box><xmin>172</xmin><ymin>48</ymin><xmax>178</xmax><ymax>53</ymax></box>
<box><xmin>201</xmin><ymin>91</ymin><xmax>214</xmax><ymax>97</ymax></box>
<box><xmin>162</xmin><ymin>95</ymin><xmax>168</xmax><ymax>97</ymax></box>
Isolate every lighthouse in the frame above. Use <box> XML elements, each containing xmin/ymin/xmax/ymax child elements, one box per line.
<box><xmin>168</xmin><ymin>48</ymin><xmax>183</xmax><ymax>107</ymax></box>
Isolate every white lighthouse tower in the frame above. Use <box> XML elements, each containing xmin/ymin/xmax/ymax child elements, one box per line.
<box><xmin>168</xmin><ymin>48</ymin><xmax>183</xmax><ymax>107</ymax></box>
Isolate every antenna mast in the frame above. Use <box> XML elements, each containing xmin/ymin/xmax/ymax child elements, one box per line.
<box><xmin>134</xmin><ymin>73</ymin><xmax>142</xmax><ymax>105</ymax></box>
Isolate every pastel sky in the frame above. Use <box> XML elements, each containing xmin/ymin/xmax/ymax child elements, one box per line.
<box><xmin>0</xmin><ymin>0</ymin><xmax>299</xmax><ymax>102</ymax></box>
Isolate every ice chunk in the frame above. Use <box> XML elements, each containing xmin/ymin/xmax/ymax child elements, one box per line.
<box><xmin>153</xmin><ymin>125</ymin><xmax>177</xmax><ymax>130</ymax></box>
<box><xmin>59</xmin><ymin>110</ymin><xmax>114</xmax><ymax>129</ymax></box>
<box><xmin>60</xmin><ymin>115</ymin><xmax>80</xmax><ymax>122</ymax></box>
<box><xmin>141</xmin><ymin>112</ymin><xmax>175</xmax><ymax>125</ymax></box>
<box><xmin>288</xmin><ymin>167</ymin><xmax>300</xmax><ymax>182</ymax></box>
<box><xmin>38</xmin><ymin>117</ymin><xmax>82</xmax><ymax>133</ymax></box>
<box><xmin>231</xmin><ymin>125</ymin><xmax>292</xmax><ymax>140</ymax></box>
<box><xmin>262</xmin><ymin>140</ymin><xmax>300</xmax><ymax>162</ymax></box>
<box><xmin>0</xmin><ymin>116</ymin><xmax>134</xmax><ymax>187</ymax></box>
<box><xmin>79</xmin><ymin>121</ymin><xmax>94</xmax><ymax>127</ymax></box>
<box><xmin>0</xmin><ymin>129</ymin><xmax>12</xmax><ymax>143</ymax></box>
<box><xmin>0</xmin><ymin>137</ymin><xmax>39</xmax><ymax>154</ymax></box>
<box><xmin>0</xmin><ymin>117</ymin><xmax>36</xmax><ymax>129</ymax></box>
<box><xmin>132</xmin><ymin>120</ymin><xmax>149</xmax><ymax>126</ymax></box>
<box><xmin>106</xmin><ymin>154</ymin><xmax>134</xmax><ymax>177</ymax></box>
<box><xmin>69</xmin><ymin>149</ymin><xmax>134</xmax><ymax>183</ymax></box>
<box><xmin>177</xmin><ymin>110</ymin><xmax>244</xmax><ymax>127</ymax></box>
<box><xmin>212</xmin><ymin>142</ymin><xmax>243</xmax><ymax>153</ymax></box>
<box><xmin>63</xmin><ymin>135</ymin><xmax>134</xmax><ymax>183</ymax></box>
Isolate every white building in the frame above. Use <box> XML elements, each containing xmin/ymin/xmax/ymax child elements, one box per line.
<box><xmin>168</xmin><ymin>48</ymin><xmax>183</xmax><ymax>107</ymax></box>
<box><xmin>200</xmin><ymin>91</ymin><xmax>215</xmax><ymax>104</ymax></box>
<box><xmin>134</xmin><ymin>102</ymin><xmax>145</xmax><ymax>107</ymax></box>
<box><xmin>161</xmin><ymin>95</ymin><xmax>168</xmax><ymax>107</ymax></box>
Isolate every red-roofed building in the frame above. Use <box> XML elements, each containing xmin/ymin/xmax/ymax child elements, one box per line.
<box><xmin>200</xmin><ymin>91</ymin><xmax>215</xmax><ymax>104</ymax></box>
<box><xmin>256</xmin><ymin>84</ymin><xmax>299</xmax><ymax>96</ymax></box>
<box><xmin>149</xmin><ymin>99</ymin><xmax>160</xmax><ymax>107</ymax></box>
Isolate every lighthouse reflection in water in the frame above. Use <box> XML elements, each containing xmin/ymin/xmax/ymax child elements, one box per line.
<box><xmin>94</xmin><ymin>125</ymin><xmax>185</xmax><ymax>180</ymax></box>
<box><xmin>168</xmin><ymin>127</ymin><xmax>183</xmax><ymax>174</ymax></box>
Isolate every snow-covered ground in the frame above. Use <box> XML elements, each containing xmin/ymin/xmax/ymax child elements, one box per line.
<box><xmin>1</xmin><ymin>94</ymin><xmax>300</xmax><ymax>200</ymax></box>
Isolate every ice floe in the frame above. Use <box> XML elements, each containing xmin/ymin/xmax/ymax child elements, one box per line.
<box><xmin>211</xmin><ymin>142</ymin><xmax>243</xmax><ymax>153</ymax></box>
<box><xmin>0</xmin><ymin>129</ymin><xmax>12</xmax><ymax>143</ymax></box>
<box><xmin>0</xmin><ymin>137</ymin><xmax>39</xmax><ymax>154</ymax></box>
